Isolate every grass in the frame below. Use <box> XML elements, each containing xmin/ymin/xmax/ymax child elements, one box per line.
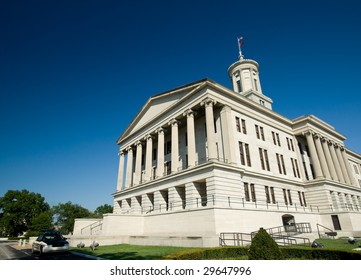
<box><xmin>71</xmin><ymin>238</ymin><xmax>361</xmax><ymax>260</ymax></box>
<box><xmin>71</xmin><ymin>244</ymin><xmax>190</xmax><ymax>260</ymax></box>
<box><xmin>315</xmin><ymin>237</ymin><xmax>361</xmax><ymax>251</ymax></box>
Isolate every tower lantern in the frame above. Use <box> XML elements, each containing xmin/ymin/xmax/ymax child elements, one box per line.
<box><xmin>228</xmin><ymin>38</ymin><xmax>273</xmax><ymax>110</ymax></box>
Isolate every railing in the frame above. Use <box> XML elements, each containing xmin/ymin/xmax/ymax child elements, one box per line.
<box><xmin>119</xmin><ymin>194</ymin><xmax>323</xmax><ymax>215</ymax></box>
<box><xmin>220</xmin><ymin>223</ymin><xmax>311</xmax><ymax>248</ymax></box>
<box><xmin>80</xmin><ymin>220</ymin><xmax>103</xmax><ymax>235</ymax></box>
<box><xmin>316</xmin><ymin>223</ymin><xmax>337</xmax><ymax>239</ymax></box>
<box><xmin>219</xmin><ymin>232</ymin><xmax>253</xmax><ymax>247</ymax></box>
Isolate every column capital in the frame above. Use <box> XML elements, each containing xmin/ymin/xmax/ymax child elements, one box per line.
<box><xmin>118</xmin><ymin>150</ymin><xmax>125</xmax><ymax>156</ymax></box>
<box><xmin>125</xmin><ymin>146</ymin><xmax>134</xmax><ymax>152</ymax></box>
<box><xmin>183</xmin><ymin>108</ymin><xmax>196</xmax><ymax>118</ymax></box>
<box><xmin>134</xmin><ymin>140</ymin><xmax>143</xmax><ymax>147</ymax></box>
<box><xmin>302</xmin><ymin>129</ymin><xmax>314</xmax><ymax>137</ymax></box>
<box><xmin>156</xmin><ymin>127</ymin><xmax>166</xmax><ymax>134</ymax></box>
<box><xmin>168</xmin><ymin>118</ymin><xmax>180</xmax><ymax>127</ymax></box>
<box><xmin>320</xmin><ymin>136</ymin><xmax>329</xmax><ymax>143</ymax></box>
<box><xmin>200</xmin><ymin>97</ymin><xmax>217</xmax><ymax>107</ymax></box>
<box><xmin>144</xmin><ymin>134</ymin><xmax>154</xmax><ymax>141</ymax></box>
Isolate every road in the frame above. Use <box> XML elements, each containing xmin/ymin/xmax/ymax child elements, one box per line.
<box><xmin>0</xmin><ymin>241</ymin><xmax>93</xmax><ymax>260</ymax></box>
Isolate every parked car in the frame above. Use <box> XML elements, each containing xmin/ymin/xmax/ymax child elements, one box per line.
<box><xmin>32</xmin><ymin>230</ymin><xmax>69</xmax><ymax>255</ymax></box>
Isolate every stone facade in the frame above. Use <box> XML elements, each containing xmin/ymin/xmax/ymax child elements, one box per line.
<box><xmin>73</xmin><ymin>54</ymin><xmax>361</xmax><ymax>247</ymax></box>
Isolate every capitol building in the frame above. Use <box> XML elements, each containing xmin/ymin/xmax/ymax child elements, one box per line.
<box><xmin>73</xmin><ymin>50</ymin><xmax>361</xmax><ymax>247</ymax></box>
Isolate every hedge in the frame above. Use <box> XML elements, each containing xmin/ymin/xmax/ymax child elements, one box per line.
<box><xmin>163</xmin><ymin>246</ymin><xmax>361</xmax><ymax>260</ymax></box>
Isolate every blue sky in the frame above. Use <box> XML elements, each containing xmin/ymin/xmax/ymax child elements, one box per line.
<box><xmin>1</xmin><ymin>0</ymin><xmax>360</xmax><ymax>211</ymax></box>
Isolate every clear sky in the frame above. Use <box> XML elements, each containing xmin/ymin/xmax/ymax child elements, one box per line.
<box><xmin>1</xmin><ymin>0</ymin><xmax>360</xmax><ymax>211</ymax></box>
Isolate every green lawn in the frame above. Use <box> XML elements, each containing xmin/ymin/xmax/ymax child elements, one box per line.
<box><xmin>71</xmin><ymin>238</ymin><xmax>361</xmax><ymax>260</ymax></box>
<box><xmin>315</xmin><ymin>237</ymin><xmax>361</xmax><ymax>251</ymax></box>
<box><xmin>71</xmin><ymin>244</ymin><xmax>190</xmax><ymax>260</ymax></box>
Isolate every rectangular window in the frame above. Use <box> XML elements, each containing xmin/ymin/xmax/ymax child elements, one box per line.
<box><xmin>303</xmin><ymin>161</ymin><xmax>309</xmax><ymax>180</ymax></box>
<box><xmin>295</xmin><ymin>159</ymin><xmax>300</xmax><ymax>178</ymax></box>
<box><xmin>287</xmin><ymin>137</ymin><xmax>291</xmax><ymax>150</ymax></box>
<box><xmin>165</xmin><ymin>141</ymin><xmax>172</xmax><ymax>155</ymax></box>
<box><xmin>259</xmin><ymin>148</ymin><xmax>265</xmax><ymax>170</ymax></box>
<box><xmin>260</xmin><ymin>126</ymin><xmax>265</xmax><ymax>141</ymax></box>
<box><xmin>290</xmin><ymin>139</ymin><xmax>294</xmax><ymax>151</ymax></box>
<box><xmin>239</xmin><ymin>142</ymin><xmax>245</xmax><ymax>165</ymax></box>
<box><xmin>264</xmin><ymin>150</ymin><xmax>270</xmax><ymax>171</ymax></box>
<box><xmin>302</xmin><ymin>192</ymin><xmax>307</xmax><ymax>206</ymax></box>
<box><xmin>153</xmin><ymin>148</ymin><xmax>157</xmax><ymax>161</ymax></box>
<box><xmin>276</xmin><ymin>133</ymin><xmax>281</xmax><ymax>146</ymax></box>
<box><xmin>283</xmin><ymin>189</ymin><xmax>288</xmax><ymax>205</ymax></box>
<box><xmin>265</xmin><ymin>186</ymin><xmax>270</xmax><ymax>203</ymax></box>
<box><xmin>244</xmin><ymin>183</ymin><xmax>250</xmax><ymax>202</ymax></box>
<box><xmin>291</xmin><ymin>158</ymin><xmax>297</xmax><ymax>177</ymax></box>
<box><xmin>255</xmin><ymin>125</ymin><xmax>260</xmax><ymax>139</ymax></box>
<box><xmin>241</xmin><ymin>119</ymin><xmax>247</xmax><ymax>134</ymax></box>
<box><xmin>280</xmin><ymin>155</ymin><xmax>286</xmax><ymax>175</ymax></box>
<box><xmin>272</xmin><ymin>132</ymin><xmax>277</xmax><ymax>145</ymax></box>
<box><xmin>236</xmin><ymin>80</ymin><xmax>242</xmax><ymax>92</ymax></box>
<box><xmin>287</xmin><ymin>189</ymin><xmax>293</xmax><ymax>205</ymax></box>
<box><xmin>331</xmin><ymin>215</ymin><xmax>342</xmax><ymax>230</ymax></box>
<box><xmin>276</xmin><ymin>154</ymin><xmax>282</xmax><ymax>174</ymax></box>
<box><xmin>270</xmin><ymin>187</ymin><xmax>276</xmax><ymax>204</ymax></box>
<box><xmin>236</xmin><ymin>117</ymin><xmax>241</xmax><ymax>132</ymax></box>
<box><xmin>259</xmin><ymin>148</ymin><xmax>270</xmax><ymax>171</ymax></box>
<box><xmin>298</xmin><ymin>191</ymin><xmax>303</xmax><ymax>206</ymax></box>
<box><xmin>245</xmin><ymin>144</ymin><xmax>251</xmax><ymax>167</ymax></box>
<box><xmin>250</xmin><ymin>184</ymin><xmax>256</xmax><ymax>202</ymax></box>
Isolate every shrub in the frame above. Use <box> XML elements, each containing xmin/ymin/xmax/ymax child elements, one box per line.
<box><xmin>248</xmin><ymin>227</ymin><xmax>283</xmax><ymax>260</ymax></box>
<box><xmin>163</xmin><ymin>247</ymin><xmax>249</xmax><ymax>260</ymax></box>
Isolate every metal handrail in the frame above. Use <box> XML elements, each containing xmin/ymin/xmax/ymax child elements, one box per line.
<box><xmin>316</xmin><ymin>223</ymin><xmax>337</xmax><ymax>239</ymax></box>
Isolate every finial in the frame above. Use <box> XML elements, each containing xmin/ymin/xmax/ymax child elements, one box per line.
<box><xmin>237</xmin><ymin>36</ymin><xmax>244</xmax><ymax>60</ymax></box>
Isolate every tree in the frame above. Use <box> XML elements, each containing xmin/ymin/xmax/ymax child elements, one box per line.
<box><xmin>94</xmin><ymin>204</ymin><xmax>113</xmax><ymax>218</ymax></box>
<box><xmin>0</xmin><ymin>189</ymin><xmax>50</xmax><ymax>237</ymax></box>
<box><xmin>52</xmin><ymin>201</ymin><xmax>93</xmax><ymax>235</ymax></box>
<box><xmin>25</xmin><ymin>211</ymin><xmax>54</xmax><ymax>238</ymax></box>
<box><xmin>248</xmin><ymin>227</ymin><xmax>284</xmax><ymax>260</ymax></box>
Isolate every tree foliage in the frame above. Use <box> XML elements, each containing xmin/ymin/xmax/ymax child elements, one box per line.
<box><xmin>25</xmin><ymin>211</ymin><xmax>54</xmax><ymax>238</ymax></box>
<box><xmin>248</xmin><ymin>227</ymin><xmax>284</xmax><ymax>260</ymax></box>
<box><xmin>52</xmin><ymin>201</ymin><xmax>93</xmax><ymax>234</ymax></box>
<box><xmin>0</xmin><ymin>189</ymin><xmax>50</xmax><ymax>237</ymax></box>
<box><xmin>94</xmin><ymin>204</ymin><xmax>113</xmax><ymax>218</ymax></box>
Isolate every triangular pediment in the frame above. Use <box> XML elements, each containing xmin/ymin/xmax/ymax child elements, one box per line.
<box><xmin>117</xmin><ymin>79</ymin><xmax>208</xmax><ymax>143</ymax></box>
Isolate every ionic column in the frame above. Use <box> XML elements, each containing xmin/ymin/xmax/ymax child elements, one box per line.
<box><xmin>156</xmin><ymin>127</ymin><xmax>165</xmax><ymax>177</ymax></box>
<box><xmin>183</xmin><ymin>109</ymin><xmax>196</xmax><ymax>167</ymax></box>
<box><xmin>116</xmin><ymin>150</ymin><xmax>125</xmax><ymax>191</ymax></box>
<box><xmin>321</xmin><ymin>137</ymin><xmax>338</xmax><ymax>181</ymax></box>
<box><xmin>201</xmin><ymin>98</ymin><xmax>217</xmax><ymax>160</ymax></box>
<box><xmin>125</xmin><ymin>146</ymin><xmax>134</xmax><ymax>188</ymax></box>
<box><xmin>134</xmin><ymin>141</ymin><xmax>143</xmax><ymax>185</ymax></box>
<box><xmin>328</xmin><ymin>141</ymin><xmax>345</xmax><ymax>183</ymax></box>
<box><xmin>340</xmin><ymin>147</ymin><xmax>356</xmax><ymax>186</ymax></box>
<box><xmin>220</xmin><ymin>105</ymin><xmax>236</xmax><ymax>164</ymax></box>
<box><xmin>304</xmin><ymin>131</ymin><xmax>323</xmax><ymax>179</ymax></box>
<box><xmin>314</xmin><ymin>134</ymin><xmax>331</xmax><ymax>180</ymax></box>
<box><xmin>335</xmin><ymin>144</ymin><xmax>352</xmax><ymax>185</ymax></box>
<box><xmin>169</xmin><ymin>119</ymin><xmax>179</xmax><ymax>173</ymax></box>
<box><xmin>144</xmin><ymin>135</ymin><xmax>153</xmax><ymax>181</ymax></box>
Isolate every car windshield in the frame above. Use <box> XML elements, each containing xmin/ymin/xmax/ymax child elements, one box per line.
<box><xmin>43</xmin><ymin>232</ymin><xmax>64</xmax><ymax>241</ymax></box>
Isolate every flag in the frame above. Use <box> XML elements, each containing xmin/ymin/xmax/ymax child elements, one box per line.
<box><xmin>238</xmin><ymin>37</ymin><xmax>244</xmax><ymax>46</ymax></box>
